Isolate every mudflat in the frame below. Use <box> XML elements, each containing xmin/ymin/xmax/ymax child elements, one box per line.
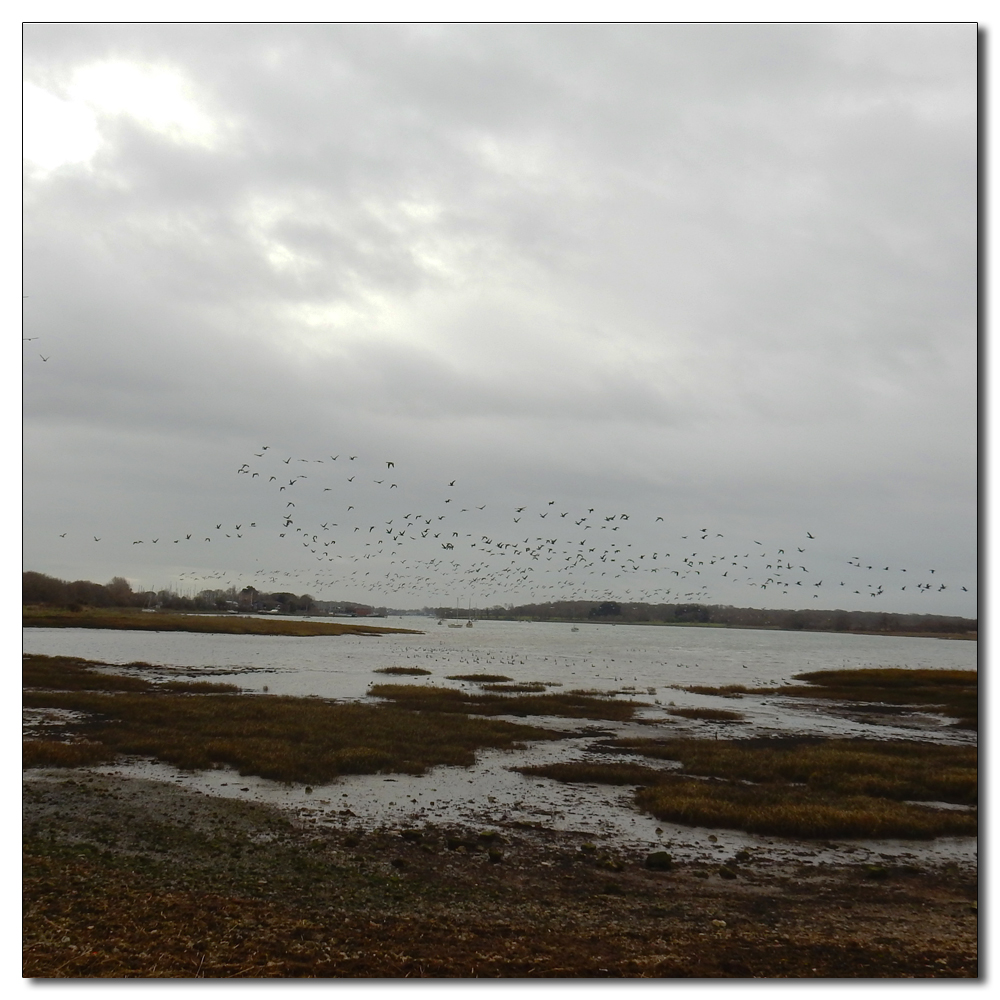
<box><xmin>23</xmin><ymin>769</ymin><xmax>977</xmax><ymax>979</ymax></box>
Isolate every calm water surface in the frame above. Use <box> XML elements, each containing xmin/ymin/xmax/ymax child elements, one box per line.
<box><xmin>23</xmin><ymin>619</ymin><xmax>977</xmax><ymax>868</ymax></box>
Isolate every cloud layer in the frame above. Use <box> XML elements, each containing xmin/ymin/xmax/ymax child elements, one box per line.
<box><xmin>23</xmin><ymin>24</ymin><xmax>977</xmax><ymax>614</ymax></box>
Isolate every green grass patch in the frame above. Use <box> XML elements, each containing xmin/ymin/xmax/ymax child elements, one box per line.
<box><xmin>373</xmin><ymin>666</ymin><xmax>432</xmax><ymax>676</ymax></box>
<box><xmin>23</xmin><ymin>658</ymin><xmax>558</xmax><ymax>784</ymax></box>
<box><xmin>23</xmin><ymin>608</ymin><xmax>418</xmax><ymax>636</ymax></box>
<box><xmin>369</xmin><ymin>684</ymin><xmax>646</xmax><ymax>720</ymax></box>
<box><xmin>445</xmin><ymin>674</ymin><xmax>512</xmax><ymax>682</ymax></box>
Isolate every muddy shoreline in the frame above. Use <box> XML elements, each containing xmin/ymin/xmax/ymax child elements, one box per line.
<box><xmin>23</xmin><ymin>768</ymin><xmax>978</xmax><ymax>978</ymax></box>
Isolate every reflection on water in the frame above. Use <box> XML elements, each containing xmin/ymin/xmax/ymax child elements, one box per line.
<box><xmin>23</xmin><ymin>619</ymin><xmax>978</xmax><ymax>867</ymax></box>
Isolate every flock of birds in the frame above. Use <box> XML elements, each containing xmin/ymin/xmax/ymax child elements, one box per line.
<box><xmin>50</xmin><ymin>445</ymin><xmax>974</xmax><ymax>612</ymax></box>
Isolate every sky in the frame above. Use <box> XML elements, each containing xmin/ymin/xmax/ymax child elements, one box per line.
<box><xmin>21</xmin><ymin>22</ymin><xmax>978</xmax><ymax>616</ymax></box>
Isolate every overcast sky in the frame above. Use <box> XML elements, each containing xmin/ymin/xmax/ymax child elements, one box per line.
<box><xmin>22</xmin><ymin>23</ymin><xmax>977</xmax><ymax>615</ymax></box>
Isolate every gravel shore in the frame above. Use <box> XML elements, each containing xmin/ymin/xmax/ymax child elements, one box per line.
<box><xmin>23</xmin><ymin>768</ymin><xmax>978</xmax><ymax>978</ymax></box>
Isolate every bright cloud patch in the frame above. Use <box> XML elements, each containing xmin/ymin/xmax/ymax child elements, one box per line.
<box><xmin>23</xmin><ymin>82</ymin><xmax>101</xmax><ymax>171</ymax></box>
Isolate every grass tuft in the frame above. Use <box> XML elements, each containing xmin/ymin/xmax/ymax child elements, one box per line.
<box><xmin>373</xmin><ymin>667</ymin><xmax>432</xmax><ymax>676</ymax></box>
<box><xmin>369</xmin><ymin>684</ymin><xmax>646</xmax><ymax>720</ymax></box>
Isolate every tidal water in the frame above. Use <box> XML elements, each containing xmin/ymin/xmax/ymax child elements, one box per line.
<box><xmin>23</xmin><ymin>619</ymin><xmax>978</xmax><ymax>870</ymax></box>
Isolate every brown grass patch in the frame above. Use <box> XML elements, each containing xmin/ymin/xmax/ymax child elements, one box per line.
<box><xmin>634</xmin><ymin>775</ymin><xmax>976</xmax><ymax>840</ymax></box>
<box><xmin>23</xmin><ymin>608</ymin><xmax>418</xmax><ymax>636</ymax></box>
<box><xmin>23</xmin><ymin>657</ymin><xmax>558</xmax><ymax>784</ymax></box>
<box><xmin>516</xmin><ymin>747</ymin><xmax>977</xmax><ymax>840</ymax></box>
<box><xmin>23</xmin><ymin>655</ymin><xmax>239</xmax><ymax>694</ymax></box>
<box><xmin>781</xmin><ymin>668</ymin><xmax>978</xmax><ymax>729</ymax></box>
<box><xmin>608</xmin><ymin>736</ymin><xmax>977</xmax><ymax>805</ymax></box>
<box><xmin>373</xmin><ymin>667</ymin><xmax>432</xmax><ymax>676</ymax></box>
<box><xmin>23</xmin><ymin>740</ymin><xmax>112</xmax><ymax>768</ymax></box>
<box><xmin>672</xmin><ymin>684</ymin><xmax>774</xmax><ymax>698</ymax></box>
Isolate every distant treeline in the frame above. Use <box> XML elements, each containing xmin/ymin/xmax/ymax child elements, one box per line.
<box><xmin>22</xmin><ymin>572</ymin><xmax>318</xmax><ymax>615</ymax></box>
<box><xmin>437</xmin><ymin>600</ymin><xmax>977</xmax><ymax>636</ymax></box>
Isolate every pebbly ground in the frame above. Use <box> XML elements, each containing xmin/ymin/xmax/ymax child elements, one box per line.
<box><xmin>23</xmin><ymin>768</ymin><xmax>978</xmax><ymax>978</ymax></box>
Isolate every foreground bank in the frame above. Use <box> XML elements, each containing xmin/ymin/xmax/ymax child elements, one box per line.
<box><xmin>23</xmin><ymin>769</ymin><xmax>977</xmax><ymax>978</ymax></box>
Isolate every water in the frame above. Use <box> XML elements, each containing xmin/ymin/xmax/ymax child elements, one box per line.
<box><xmin>23</xmin><ymin>618</ymin><xmax>978</xmax><ymax>869</ymax></box>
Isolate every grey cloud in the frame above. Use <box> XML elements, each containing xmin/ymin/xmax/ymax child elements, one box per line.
<box><xmin>22</xmin><ymin>23</ymin><xmax>976</xmax><ymax>614</ymax></box>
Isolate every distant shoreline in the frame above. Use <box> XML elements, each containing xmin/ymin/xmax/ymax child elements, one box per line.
<box><xmin>21</xmin><ymin>608</ymin><xmax>421</xmax><ymax>637</ymax></box>
<box><xmin>435</xmin><ymin>617</ymin><xmax>977</xmax><ymax>641</ymax></box>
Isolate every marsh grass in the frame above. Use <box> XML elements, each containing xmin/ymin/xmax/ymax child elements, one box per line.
<box><xmin>781</xmin><ymin>668</ymin><xmax>978</xmax><ymax>729</ymax></box>
<box><xmin>667</xmin><ymin>707</ymin><xmax>745</xmax><ymax>722</ymax></box>
<box><xmin>674</xmin><ymin>669</ymin><xmax>978</xmax><ymax>729</ymax></box>
<box><xmin>445</xmin><ymin>674</ymin><xmax>512</xmax><ymax>683</ymax></box>
<box><xmin>369</xmin><ymin>684</ymin><xmax>645</xmax><ymax>720</ymax></box>
<box><xmin>519</xmin><ymin>735</ymin><xmax>977</xmax><ymax>839</ymax></box>
<box><xmin>609</xmin><ymin>736</ymin><xmax>977</xmax><ymax>804</ymax></box>
<box><xmin>23</xmin><ymin>655</ymin><xmax>239</xmax><ymax>694</ymax></box>
<box><xmin>23</xmin><ymin>739</ymin><xmax>112</xmax><ymax>768</ymax></box>
<box><xmin>22</xmin><ymin>608</ymin><xmax>417</xmax><ymax>637</ymax></box>
<box><xmin>23</xmin><ymin>657</ymin><xmax>558</xmax><ymax>784</ymax></box>
<box><xmin>672</xmin><ymin>684</ymin><xmax>771</xmax><ymax>698</ymax></box>
<box><xmin>634</xmin><ymin>775</ymin><xmax>977</xmax><ymax>839</ymax></box>
<box><xmin>373</xmin><ymin>667</ymin><xmax>432</xmax><ymax>676</ymax></box>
